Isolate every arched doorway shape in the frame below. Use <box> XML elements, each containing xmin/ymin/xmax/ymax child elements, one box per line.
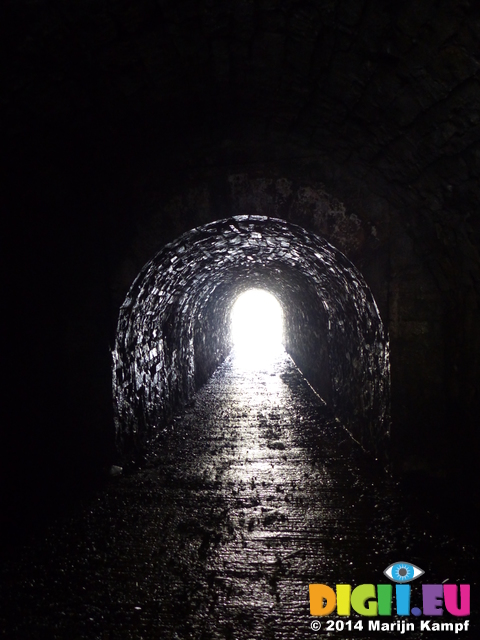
<box><xmin>113</xmin><ymin>216</ymin><xmax>390</xmax><ymax>462</ymax></box>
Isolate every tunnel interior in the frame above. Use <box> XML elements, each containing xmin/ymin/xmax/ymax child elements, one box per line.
<box><xmin>3</xmin><ymin>2</ymin><xmax>480</xmax><ymax>635</ymax></box>
<box><xmin>113</xmin><ymin>215</ymin><xmax>390</xmax><ymax>462</ymax></box>
<box><xmin>3</xmin><ymin>0</ymin><xmax>480</xmax><ymax>546</ymax></box>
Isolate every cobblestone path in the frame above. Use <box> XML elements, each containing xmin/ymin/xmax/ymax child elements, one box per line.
<box><xmin>0</xmin><ymin>349</ymin><xmax>477</xmax><ymax>639</ymax></box>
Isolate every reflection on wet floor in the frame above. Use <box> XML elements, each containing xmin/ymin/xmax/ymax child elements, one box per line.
<box><xmin>0</xmin><ymin>349</ymin><xmax>477</xmax><ymax>639</ymax></box>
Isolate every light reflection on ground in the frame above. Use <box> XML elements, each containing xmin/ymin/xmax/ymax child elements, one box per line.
<box><xmin>0</xmin><ymin>351</ymin><xmax>476</xmax><ymax>638</ymax></box>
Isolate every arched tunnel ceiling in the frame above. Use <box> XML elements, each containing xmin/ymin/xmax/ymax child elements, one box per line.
<box><xmin>3</xmin><ymin>0</ymin><xmax>480</xmax><ymax>483</ymax></box>
<box><xmin>4</xmin><ymin>1</ymin><xmax>480</xmax><ymax>175</ymax></box>
<box><xmin>113</xmin><ymin>216</ymin><xmax>389</xmax><ymax>461</ymax></box>
<box><xmin>5</xmin><ymin>0</ymin><xmax>480</xmax><ymax>292</ymax></box>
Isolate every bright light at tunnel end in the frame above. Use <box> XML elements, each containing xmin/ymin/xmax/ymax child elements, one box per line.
<box><xmin>230</xmin><ymin>289</ymin><xmax>284</xmax><ymax>364</ymax></box>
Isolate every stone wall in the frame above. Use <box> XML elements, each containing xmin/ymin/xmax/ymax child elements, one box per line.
<box><xmin>3</xmin><ymin>0</ymin><xmax>480</xmax><ymax>512</ymax></box>
<box><xmin>113</xmin><ymin>216</ymin><xmax>389</xmax><ymax>461</ymax></box>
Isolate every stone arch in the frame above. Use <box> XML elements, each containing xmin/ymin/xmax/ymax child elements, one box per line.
<box><xmin>113</xmin><ymin>215</ymin><xmax>390</xmax><ymax>462</ymax></box>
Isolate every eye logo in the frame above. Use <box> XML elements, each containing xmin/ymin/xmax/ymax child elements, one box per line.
<box><xmin>383</xmin><ymin>562</ymin><xmax>424</xmax><ymax>583</ymax></box>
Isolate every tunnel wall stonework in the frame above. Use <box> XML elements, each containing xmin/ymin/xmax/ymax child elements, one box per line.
<box><xmin>109</xmin><ymin>165</ymin><xmax>479</xmax><ymax>481</ymax></box>
<box><xmin>113</xmin><ymin>216</ymin><xmax>390</xmax><ymax>462</ymax></box>
<box><xmin>4</xmin><ymin>0</ymin><xmax>480</xmax><ymax>515</ymax></box>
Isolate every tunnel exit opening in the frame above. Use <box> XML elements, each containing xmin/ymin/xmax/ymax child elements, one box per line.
<box><xmin>230</xmin><ymin>288</ymin><xmax>284</xmax><ymax>366</ymax></box>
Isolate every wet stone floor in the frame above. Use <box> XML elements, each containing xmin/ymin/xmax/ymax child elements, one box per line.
<box><xmin>1</xmin><ymin>349</ymin><xmax>478</xmax><ymax>639</ymax></box>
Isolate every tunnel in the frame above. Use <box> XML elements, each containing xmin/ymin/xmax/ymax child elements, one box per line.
<box><xmin>3</xmin><ymin>0</ymin><xmax>480</xmax><ymax>636</ymax></box>
<box><xmin>113</xmin><ymin>215</ymin><xmax>389</xmax><ymax>461</ymax></box>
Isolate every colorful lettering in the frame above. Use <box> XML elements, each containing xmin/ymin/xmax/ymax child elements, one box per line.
<box><xmin>395</xmin><ymin>584</ymin><xmax>410</xmax><ymax>615</ymax></box>
<box><xmin>377</xmin><ymin>584</ymin><xmax>392</xmax><ymax>615</ymax></box>
<box><xmin>336</xmin><ymin>584</ymin><xmax>351</xmax><ymax>616</ymax></box>
<box><xmin>423</xmin><ymin>584</ymin><xmax>444</xmax><ymax>616</ymax></box>
<box><xmin>444</xmin><ymin>584</ymin><xmax>470</xmax><ymax>616</ymax></box>
<box><xmin>309</xmin><ymin>584</ymin><xmax>336</xmax><ymax>616</ymax></box>
<box><xmin>351</xmin><ymin>584</ymin><xmax>378</xmax><ymax>616</ymax></box>
<box><xmin>308</xmin><ymin>582</ymin><xmax>471</xmax><ymax>618</ymax></box>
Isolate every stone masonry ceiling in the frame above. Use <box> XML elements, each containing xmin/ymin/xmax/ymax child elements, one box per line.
<box><xmin>5</xmin><ymin>0</ymin><xmax>480</xmax><ymax>192</ymax></box>
<box><xmin>113</xmin><ymin>216</ymin><xmax>390</xmax><ymax>461</ymax></box>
